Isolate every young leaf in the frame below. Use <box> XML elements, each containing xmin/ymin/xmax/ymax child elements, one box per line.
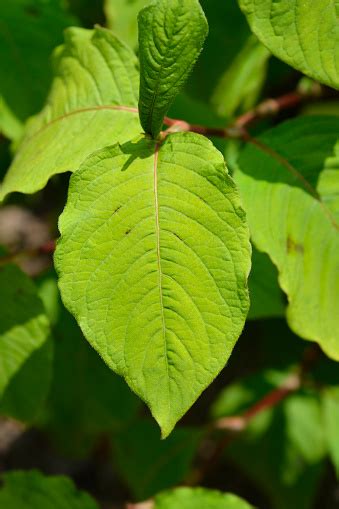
<box><xmin>138</xmin><ymin>0</ymin><xmax>208</xmax><ymax>138</ymax></box>
<box><xmin>0</xmin><ymin>264</ymin><xmax>52</xmax><ymax>418</ymax></box>
<box><xmin>0</xmin><ymin>470</ymin><xmax>98</xmax><ymax>509</ymax></box>
<box><xmin>0</xmin><ymin>27</ymin><xmax>141</xmax><ymax>201</ymax></box>
<box><xmin>235</xmin><ymin>116</ymin><xmax>339</xmax><ymax>360</ymax></box>
<box><xmin>55</xmin><ymin>132</ymin><xmax>251</xmax><ymax>437</ymax></box>
<box><xmin>154</xmin><ymin>487</ymin><xmax>253</xmax><ymax>509</ymax></box>
<box><xmin>238</xmin><ymin>0</ymin><xmax>339</xmax><ymax>90</ymax></box>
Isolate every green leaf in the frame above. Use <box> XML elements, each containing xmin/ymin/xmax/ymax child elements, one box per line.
<box><xmin>104</xmin><ymin>0</ymin><xmax>149</xmax><ymax>48</ymax></box>
<box><xmin>55</xmin><ymin>132</ymin><xmax>251</xmax><ymax>437</ymax></box>
<box><xmin>235</xmin><ymin>116</ymin><xmax>339</xmax><ymax>360</ymax></box>
<box><xmin>211</xmin><ymin>35</ymin><xmax>270</xmax><ymax>118</ymax></box>
<box><xmin>112</xmin><ymin>421</ymin><xmax>201</xmax><ymax>500</ymax></box>
<box><xmin>322</xmin><ymin>386</ymin><xmax>339</xmax><ymax>477</ymax></box>
<box><xmin>0</xmin><ymin>26</ymin><xmax>141</xmax><ymax>201</ymax></box>
<box><xmin>138</xmin><ymin>0</ymin><xmax>208</xmax><ymax>137</ymax></box>
<box><xmin>0</xmin><ymin>470</ymin><xmax>98</xmax><ymax>509</ymax></box>
<box><xmin>238</xmin><ymin>0</ymin><xmax>339</xmax><ymax>90</ymax></box>
<box><xmin>0</xmin><ymin>0</ymin><xmax>78</xmax><ymax>138</ymax></box>
<box><xmin>247</xmin><ymin>247</ymin><xmax>285</xmax><ymax>320</ymax></box>
<box><xmin>0</xmin><ymin>264</ymin><xmax>52</xmax><ymax>420</ymax></box>
<box><xmin>154</xmin><ymin>487</ymin><xmax>253</xmax><ymax>509</ymax></box>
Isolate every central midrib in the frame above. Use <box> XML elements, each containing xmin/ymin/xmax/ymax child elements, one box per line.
<box><xmin>153</xmin><ymin>143</ymin><xmax>170</xmax><ymax>385</ymax></box>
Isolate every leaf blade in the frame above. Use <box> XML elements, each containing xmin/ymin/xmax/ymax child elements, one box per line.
<box><xmin>0</xmin><ymin>27</ymin><xmax>141</xmax><ymax>200</ymax></box>
<box><xmin>138</xmin><ymin>0</ymin><xmax>208</xmax><ymax>137</ymax></box>
<box><xmin>238</xmin><ymin>0</ymin><xmax>339</xmax><ymax>89</ymax></box>
<box><xmin>55</xmin><ymin>132</ymin><xmax>250</xmax><ymax>436</ymax></box>
<box><xmin>235</xmin><ymin>116</ymin><xmax>339</xmax><ymax>359</ymax></box>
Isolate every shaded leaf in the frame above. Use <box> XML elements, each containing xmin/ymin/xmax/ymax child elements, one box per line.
<box><xmin>138</xmin><ymin>0</ymin><xmax>208</xmax><ymax>137</ymax></box>
<box><xmin>235</xmin><ymin>116</ymin><xmax>339</xmax><ymax>359</ymax></box>
<box><xmin>0</xmin><ymin>470</ymin><xmax>98</xmax><ymax>509</ymax></box>
<box><xmin>0</xmin><ymin>0</ymin><xmax>78</xmax><ymax>138</ymax></box>
<box><xmin>238</xmin><ymin>0</ymin><xmax>339</xmax><ymax>89</ymax></box>
<box><xmin>211</xmin><ymin>35</ymin><xmax>270</xmax><ymax>118</ymax></box>
<box><xmin>55</xmin><ymin>132</ymin><xmax>251</xmax><ymax>437</ymax></box>
<box><xmin>0</xmin><ymin>27</ymin><xmax>141</xmax><ymax>200</ymax></box>
<box><xmin>247</xmin><ymin>247</ymin><xmax>285</xmax><ymax>320</ymax></box>
<box><xmin>0</xmin><ymin>264</ymin><xmax>52</xmax><ymax>420</ymax></box>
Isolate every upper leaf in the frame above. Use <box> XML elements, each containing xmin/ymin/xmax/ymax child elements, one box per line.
<box><xmin>0</xmin><ymin>27</ymin><xmax>141</xmax><ymax>201</ymax></box>
<box><xmin>138</xmin><ymin>0</ymin><xmax>208</xmax><ymax>138</ymax></box>
<box><xmin>154</xmin><ymin>487</ymin><xmax>253</xmax><ymax>509</ymax></box>
<box><xmin>235</xmin><ymin>116</ymin><xmax>339</xmax><ymax>360</ymax></box>
<box><xmin>0</xmin><ymin>470</ymin><xmax>98</xmax><ymax>509</ymax></box>
<box><xmin>0</xmin><ymin>264</ymin><xmax>52</xmax><ymax>419</ymax></box>
<box><xmin>55</xmin><ymin>132</ymin><xmax>250</xmax><ymax>437</ymax></box>
<box><xmin>238</xmin><ymin>0</ymin><xmax>339</xmax><ymax>90</ymax></box>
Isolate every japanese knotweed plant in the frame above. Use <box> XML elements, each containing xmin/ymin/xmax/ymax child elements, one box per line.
<box><xmin>0</xmin><ymin>0</ymin><xmax>338</xmax><ymax>439</ymax></box>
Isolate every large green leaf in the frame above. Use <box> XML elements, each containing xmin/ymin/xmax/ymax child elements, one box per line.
<box><xmin>0</xmin><ymin>26</ymin><xmax>141</xmax><ymax>201</ymax></box>
<box><xmin>235</xmin><ymin>116</ymin><xmax>339</xmax><ymax>360</ymax></box>
<box><xmin>55</xmin><ymin>132</ymin><xmax>251</xmax><ymax>437</ymax></box>
<box><xmin>138</xmin><ymin>0</ymin><xmax>208</xmax><ymax>137</ymax></box>
<box><xmin>154</xmin><ymin>487</ymin><xmax>253</xmax><ymax>509</ymax></box>
<box><xmin>0</xmin><ymin>0</ymin><xmax>77</xmax><ymax>138</ymax></box>
<box><xmin>112</xmin><ymin>421</ymin><xmax>200</xmax><ymax>500</ymax></box>
<box><xmin>238</xmin><ymin>0</ymin><xmax>339</xmax><ymax>89</ymax></box>
<box><xmin>0</xmin><ymin>264</ymin><xmax>52</xmax><ymax>419</ymax></box>
<box><xmin>0</xmin><ymin>470</ymin><xmax>98</xmax><ymax>509</ymax></box>
<box><xmin>104</xmin><ymin>0</ymin><xmax>149</xmax><ymax>48</ymax></box>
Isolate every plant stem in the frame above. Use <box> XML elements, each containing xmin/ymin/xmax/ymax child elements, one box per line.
<box><xmin>164</xmin><ymin>85</ymin><xmax>321</xmax><ymax>139</ymax></box>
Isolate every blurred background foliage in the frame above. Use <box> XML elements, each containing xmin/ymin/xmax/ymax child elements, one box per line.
<box><xmin>0</xmin><ymin>1</ymin><xmax>338</xmax><ymax>508</ymax></box>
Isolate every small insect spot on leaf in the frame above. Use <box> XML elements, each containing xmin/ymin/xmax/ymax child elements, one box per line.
<box><xmin>287</xmin><ymin>236</ymin><xmax>304</xmax><ymax>254</ymax></box>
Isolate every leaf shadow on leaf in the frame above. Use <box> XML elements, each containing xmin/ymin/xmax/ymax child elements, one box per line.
<box><xmin>119</xmin><ymin>137</ymin><xmax>156</xmax><ymax>172</ymax></box>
